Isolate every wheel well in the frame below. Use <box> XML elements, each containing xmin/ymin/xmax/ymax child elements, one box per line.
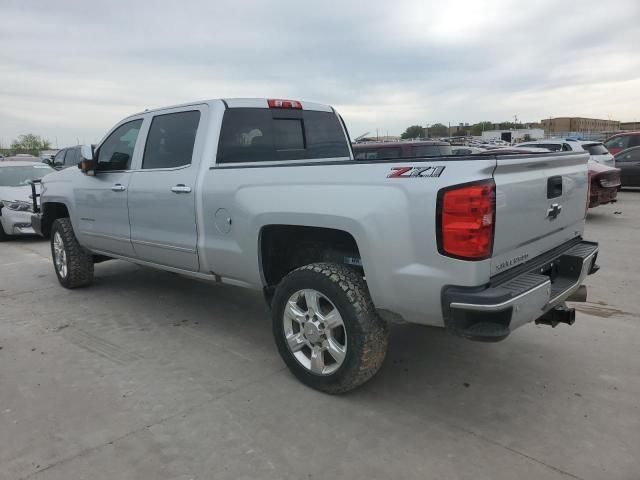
<box><xmin>41</xmin><ymin>202</ymin><xmax>70</xmax><ymax>236</ymax></box>
<box><xmin>260</xmin><ymin>225</ymin><xmax>362</xmax><ymax>288</ymax></box>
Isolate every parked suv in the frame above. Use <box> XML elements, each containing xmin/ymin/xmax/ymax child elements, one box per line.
<box><xmin>516</xmin><ymin>139</ymin><xmax>614</xmax><ymax>166</ymax></box>
<box><xmin>51</xmin><ymin>146</ymin><xmax>82</xmax><ymax>170</ymax></box>
<box><xmin>604</xmin><ymin>132</ymin><xmax>640</xmax><ymax>155</ymax></box>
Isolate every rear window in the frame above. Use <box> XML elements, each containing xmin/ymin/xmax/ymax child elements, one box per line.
<box><xmin>412</xmin><ymin>145</ymin><xmax>452</xmax><ymax>156</ymax></box>
<box><xmin>65</xmin><ymin>147</ymin><xmax>80</xmax><ymax>166</ymax></box>
<box><xmin>519</xmin><ymin>143</ymin><xmax>562</xmax><ymax>152</ymax></box>
<box><xmin>216</xmin><ymin>109</ymin><xmax>349</xmax><ymax>164</ymax></box>
<box><xmin>582</xmin><ymin>143</ymin><xmax>609</xmax><ymax>155</ymax></box>
<box><xmin>605</xmin><ymin>136</ymin><xmax>630</xmax><ymax>150</ymax></box>
<box><xmin>354</xmin><ymin>147</ymin><xmax>402</xmax><ymax>160</ymax></box>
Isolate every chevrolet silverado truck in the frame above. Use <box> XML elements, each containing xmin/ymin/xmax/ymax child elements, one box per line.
<box><xmin>32</xmin><ymin>98</ymin><xmax>599</xmax><ymax>393</ymax></box>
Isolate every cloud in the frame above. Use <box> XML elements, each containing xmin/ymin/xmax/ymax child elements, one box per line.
<box><xmin>1</xmin><ymin>0</ymin><xmax>639</xmax><ymax>146</ymax></box>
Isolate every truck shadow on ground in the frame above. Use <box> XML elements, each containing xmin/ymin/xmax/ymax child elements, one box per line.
<box><xmin>586</xmin><ymin>210</ymin><xmax>624</xmax><ymax>224</ymax></box>
<box><xmin>85</xmin><ymin>261</ymin><xmax>573</xmax><ymax>417</ymax></box>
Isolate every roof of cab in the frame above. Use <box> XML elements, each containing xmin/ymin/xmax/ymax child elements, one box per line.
<box><xmin>223</xmin><ymin>98</ymin><xmax>333</xmax><ymax>112</ymax></box>
<box><xmin>129</xmin><ymin>98</ymin><xmax>334</xmax><ymax>118</ymax></box>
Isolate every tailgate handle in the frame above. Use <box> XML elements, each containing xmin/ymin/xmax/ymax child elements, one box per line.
<box><xmin>547</xmin><ymin>176</ymin><xmax>563</xmax><ymax>199</ymax></box>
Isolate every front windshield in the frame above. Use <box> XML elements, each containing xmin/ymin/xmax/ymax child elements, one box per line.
<box><xmin>0</xmin><ymin>165</ymin><xmax>55</xmax><ymax>187</ymax></box>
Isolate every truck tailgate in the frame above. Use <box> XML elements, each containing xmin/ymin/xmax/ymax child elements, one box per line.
<box><xmin>491</xmin><ymin>152</ymin><xmax>589</xmax><ymax>276</ymax></box>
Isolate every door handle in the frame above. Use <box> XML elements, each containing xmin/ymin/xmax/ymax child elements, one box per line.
<box><xmin>171</xmin><ymin>184</ymin><xmax>192</xmax><ymax>194</ymax></box>
<box><xmin>111</xmin><ymin>184</ymin><xmax>126</xmax><ymax>192</ymax></box>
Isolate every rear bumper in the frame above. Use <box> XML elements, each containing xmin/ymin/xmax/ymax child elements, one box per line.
<box><xmin>442</xmin><ymin>240</ymin><xmax>599</xmax><ymax>341</ymax></box>
<box><xmin>589</xmin><ymin>185</ymin><xmax>618</xmax><ymax>208</ymax></box>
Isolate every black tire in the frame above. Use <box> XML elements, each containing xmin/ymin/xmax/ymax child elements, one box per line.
<box><xmin>50</xmin><ymin>218</ymin><xmax>94</xmax><ymax>289</ymax></box>
<box><xmin>272</xmin><ymin>262</ymin><xmax>388</xmax><ymax>394</ymax></box>
<box><xmin>0</xmin><ymin>222</ymin><xmax>9</xmax><ymax>241</ymax></box>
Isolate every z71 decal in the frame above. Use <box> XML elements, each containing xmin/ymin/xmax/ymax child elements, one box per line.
<box><xmin>387</xmin><ymin>166</ymin><xmax>446</xmax><ymax>178</ymax></box>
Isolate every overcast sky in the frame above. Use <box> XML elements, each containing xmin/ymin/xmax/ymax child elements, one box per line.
<box><xmin>1</xmin><ymin>0</ymin><xmax>639</xmax><ymax>147</ymax></box>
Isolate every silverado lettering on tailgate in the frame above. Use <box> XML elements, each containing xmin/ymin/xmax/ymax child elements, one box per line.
<box><xmin>494</xmin><ymin>253</ymin><xmax>530</xmax><ymax>273</ymax></box>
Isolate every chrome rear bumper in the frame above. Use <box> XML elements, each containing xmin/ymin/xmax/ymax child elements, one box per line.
<box><xmin>442</xmin><ymin>240</ymin><xmax>599</xmax><ymax>341</ymax></box>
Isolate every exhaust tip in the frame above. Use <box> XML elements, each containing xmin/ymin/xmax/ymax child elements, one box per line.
<box><xmin>566</xmin><ymin>285</ymin><xmax>587</xmax><ymax>303</ymax></box>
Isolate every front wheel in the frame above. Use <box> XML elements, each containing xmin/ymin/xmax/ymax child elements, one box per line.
<box><xmin>50</xmin><ymin>218</ymin><xmax>94</xmax><ymax>289</ymax></box>
<box><xmin>272</xmin><ymin>263</ymin><xmax>388</xmax><ymax>394</ymax></box>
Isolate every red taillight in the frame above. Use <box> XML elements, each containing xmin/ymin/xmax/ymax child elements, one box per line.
<box><xmin>267</xmin><ymin>99</ymin><xmax>302</xmax><ymax>109</ymax></box>
<box><xmin>438</xmin><ymin>180</ymin><xmax>495</xmax><ymax>260</ymax></box>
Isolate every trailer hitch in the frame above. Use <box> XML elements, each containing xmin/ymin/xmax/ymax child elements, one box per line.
<box><xmin>535</xmin><ymin>304</ymin><xmax>576</xmax><ymax>328</ymax></box>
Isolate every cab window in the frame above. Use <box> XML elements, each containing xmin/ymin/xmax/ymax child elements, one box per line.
<box><xmin>142</xmin><ymin>111</ymin><xmax>201</xmax><ymax>169</ymax></box>
<box><xmin>605</xmin><ymin>136</ymin><xmax>629</xmax><ymax>150</ymax></box>
<box><xmin>217</xmin><ymin>109</ymin><xmax>349</xmax><ymax>163</ymax></box>
<box><xmin>53</xmin><ymin>149</ymin><xmax>66</xmax><ymax>167</ymax></box>
<box><xmin>618</xmin><ymin>149</ymin><xmax>640</xmax><ymax>162</ymax></box>
<box><xmin>96</xmin><ymin>120</ymin><xmax>143</xmax><ymax>171</ymax></box>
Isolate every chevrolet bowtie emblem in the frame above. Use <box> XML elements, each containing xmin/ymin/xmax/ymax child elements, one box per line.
<box><xmin>547</xmin><ymin>203</ymin><xmax>562</xmax><ymax>220</ymax></box>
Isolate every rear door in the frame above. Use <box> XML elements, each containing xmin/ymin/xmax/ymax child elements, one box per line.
<box><xmin>127</xmin><ymin>106</ymin><xmax>205</xmax><ymax>271</ymax></box>
<box><xmin>616</xmin><ymin>148</ymin><xmax>640</xmax><ymax>186</ymax></box>
<box><xmin>491</xmin><ymin>151</ymin><xmax>589</xmax><ymax>276</ymax></box>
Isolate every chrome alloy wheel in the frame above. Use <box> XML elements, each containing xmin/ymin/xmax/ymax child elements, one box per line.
<box><xmin>53</xmin><ymin>231</ymin><xmax>68</xmax><ymax>279</ymax></box>
<box><xmin>283</xmin><ymin>289</ymin><xmax>348</xmax><ymax>375</ymax></box>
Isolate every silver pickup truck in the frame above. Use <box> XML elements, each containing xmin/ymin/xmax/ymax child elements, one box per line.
<box><xmin>32</xmin><ymin>98</ymin><xmax>599</xmax><ymax>393</ymax></box>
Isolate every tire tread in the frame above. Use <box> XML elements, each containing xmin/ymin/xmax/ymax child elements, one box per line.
<box><xmin>51</xmin><ymin>218</ymin><xmax>94</xmax><ymax>288</ymax></box>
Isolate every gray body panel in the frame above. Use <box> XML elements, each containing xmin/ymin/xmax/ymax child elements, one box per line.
<box><xmin>37</xmin><ymin>98</ymin><xmax>590</xmax><ymax>328</ymax></box>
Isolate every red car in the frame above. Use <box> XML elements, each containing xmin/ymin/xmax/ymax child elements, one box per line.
<box><xmin>588</xmin><ymin>160</ymin><xmax>620</xmax><ymax>208</ymax></box>
<box><xmin>604</xmin><ymin>131</ymin><xmax>640</xmax><ymax>155</ymax></box>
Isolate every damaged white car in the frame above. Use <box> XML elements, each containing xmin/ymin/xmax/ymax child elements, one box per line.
<box><xmin>0</xmin><ymin>161</ymin><xmax>54</xmax><ymax>240</ymax></box>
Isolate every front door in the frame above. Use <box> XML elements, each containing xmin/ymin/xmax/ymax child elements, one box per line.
<box><xmin>74</xmin><ymin>119</ymin><xmax>143</xmax><ymax>256</ymax></box>
<box><xmin>127</xmin><ymin>109</ymin><xmax>203</xmax><ymax>271</ymax></box>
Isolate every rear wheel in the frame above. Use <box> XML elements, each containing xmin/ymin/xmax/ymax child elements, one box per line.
<box><xmin>272</xmin><ymin>263</ymin><xmax>388</xmax><ymax>394</ymax></box>
<box><xmin>50</xmin><ymin>218</ymin><xmax>94</xmax><ymax>288</ymax></box>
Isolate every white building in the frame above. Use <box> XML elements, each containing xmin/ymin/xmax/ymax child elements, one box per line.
<box><xmin>481</xmin><ymin>129</ymin><xmax>544</xmax><ymax>143</ymax></box>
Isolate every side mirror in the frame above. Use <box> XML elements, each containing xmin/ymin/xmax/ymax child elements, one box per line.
<box><xmin>80</xmin><ymin>144</ymin><xmax>94</xmax><ymax>161</ymax></box>
<box><xmin>79</xmin><ymin>145</ymin><xmax>97</xmax><ymax>176</ymax></box>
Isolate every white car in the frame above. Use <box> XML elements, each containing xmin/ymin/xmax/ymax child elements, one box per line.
<box><xmin>515</xmin><ymin>139</ymin><xmax>615</xmax><ymax>166</ymax></box>
<box><xmin>0</xmin><ymin>161</ymin><xmax>55</xmax><ymax>240</ymax></box>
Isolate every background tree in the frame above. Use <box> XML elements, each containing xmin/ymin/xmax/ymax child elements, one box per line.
<box><xmin>429</xmin><ymin>123</ymin><xmax>448</xmax><ymax>138</ymax></box>
<box><xmin>10</xmin><ymin>134</ymin><xmax>51</xmax><ymax>156</ymax></box>
<box><xmin>470</xmin><ymin>121</ymin><xmax>494</xmax><ymax>136</ymax></box>
<box><xmin>497</xmin><ymin>121</ymin><xmax>524</xmax><ymax>130</ymax></box>
<box><xmin>401</xmin><ymin>125</ymin><xmax>425</xmax><ymax>139</ymax></box>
